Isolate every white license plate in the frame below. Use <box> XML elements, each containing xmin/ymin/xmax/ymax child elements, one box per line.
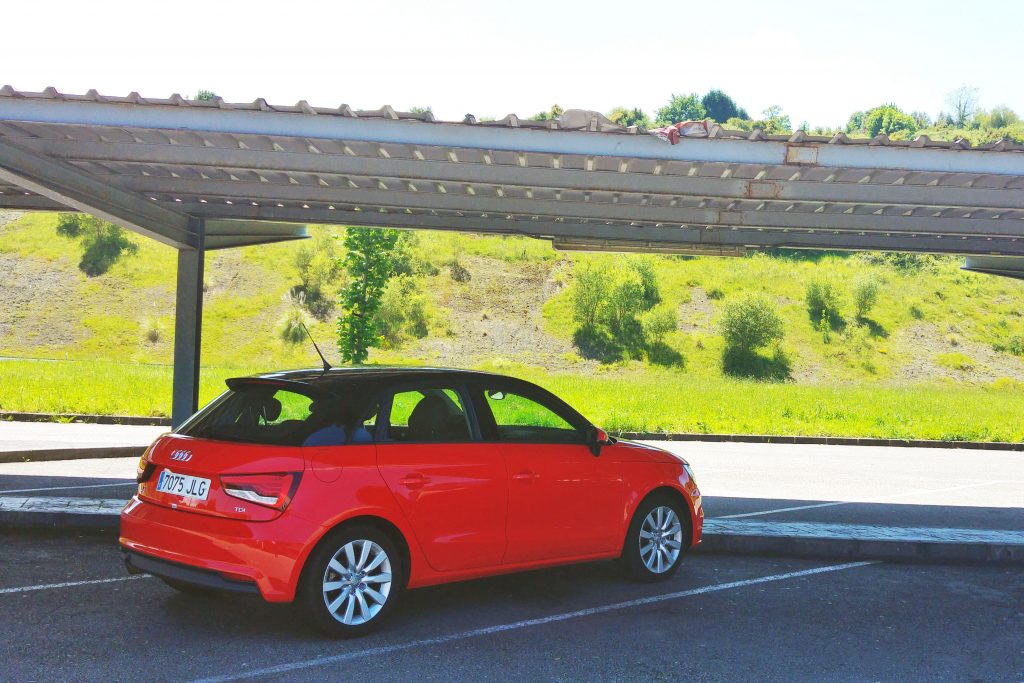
<box><xmin>156</xmin><ymin>469</ymin><xmax>211</xmax><ymax>501</ymax></box>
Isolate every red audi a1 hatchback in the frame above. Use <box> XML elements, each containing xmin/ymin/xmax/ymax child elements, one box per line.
<box><xmin>121</xmin><ymin>367</ymin><xmax>703</xmax><ymax>636</ymax></box>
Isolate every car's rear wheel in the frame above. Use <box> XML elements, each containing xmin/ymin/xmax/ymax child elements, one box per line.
<box><xmin>297</xmin><ymin>525</ymin><xmax>404</xmax><ymax>638</ymax></box>
<box><xmin>621</xmin><ymin>494</ymin><xmax>689</xmax><ymax>582</ymax></box>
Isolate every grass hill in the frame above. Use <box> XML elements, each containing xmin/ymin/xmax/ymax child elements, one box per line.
<box><xmin>3</xmin><ymin>210</ymin><xmax>1024</xmax><ymax>441</ymax></box>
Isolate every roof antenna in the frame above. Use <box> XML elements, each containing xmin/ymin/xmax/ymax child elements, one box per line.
<box><xmin>300</xmin><ymin>322</ymin><xmax>332</xmax><ymax>372</ymax></box>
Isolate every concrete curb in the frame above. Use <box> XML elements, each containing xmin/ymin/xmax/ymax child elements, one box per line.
<box><xmin>3</xmin><ymin>413</ymin><xmax>1023</xmax><ymax>451</ymax></box>
<box><xmin>616</xmin><ymin>432</ymin><xmax>1024</xmax><ymax>451</ymax></box>
<box><xmin>3</xmin><ymin>498</ymin><xmax>1022</xmax><ymax>566</ymax></box>
<box><xmin>698</xmin><ymin>520</ymin><xmax>1024</xmax><ymax>565</ymax></box>
<box><xmin>0</xmin><ymin>446</ymin><xmax>145</xmax><ymax>464</ymax></box>
<box><xmin>1</xmin><ymin>412</ymin><xmax>170</xmax><ymax>426</ymax></box>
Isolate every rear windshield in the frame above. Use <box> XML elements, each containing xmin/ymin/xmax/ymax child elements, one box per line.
<box><xmin>179</xmin><ymin>382</ymin><xmax>377</xmax><ymax>446</ymax></box>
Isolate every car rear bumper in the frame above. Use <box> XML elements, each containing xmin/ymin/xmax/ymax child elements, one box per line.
<box><xmin>123</xmin><ymin>549</ymin><xmax>261</xmax><ymax>595</ymax></box>
<box><xmin>119</xmin><ymin>496</ymin><xmax>319</xmax><ymax>602</ymax></box>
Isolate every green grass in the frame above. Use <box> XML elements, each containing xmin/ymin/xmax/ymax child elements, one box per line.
<box><xmin>4</xmin><ymin>357</ymin><xmax>1024</xmax><ymax>441</ymax></box>
<box><xmin>6</xmin><ymin>212</ymin><xmax>1024</xmax><ymax>441</ymax></box>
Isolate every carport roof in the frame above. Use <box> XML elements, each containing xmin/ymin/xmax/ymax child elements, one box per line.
<box><xmin>1</xmin><ymin>87</ymin><xmax>1023</xmax><ymax>256</ymax></box>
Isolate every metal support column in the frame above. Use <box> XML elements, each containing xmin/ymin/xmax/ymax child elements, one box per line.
<box><xmin>171</xmin><ymin>219</ymin><xmax>205</xmax><ymax>428</ymax></box>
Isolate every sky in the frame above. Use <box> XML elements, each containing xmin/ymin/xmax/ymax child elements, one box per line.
<box><xmin>2</xmin><ymin>0</ymin><xmax>1022</xmax><ymax>129</ymax></box>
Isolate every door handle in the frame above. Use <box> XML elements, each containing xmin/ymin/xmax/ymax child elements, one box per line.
<box><xmin>399</xmin><ymin>473</ymin><xmax>429</xmax><ymax>490</ymax></box>
<box><xmin>513</xmin><ymin>470</ymin><xmax>540</xmax><ymax>482</ymax></box>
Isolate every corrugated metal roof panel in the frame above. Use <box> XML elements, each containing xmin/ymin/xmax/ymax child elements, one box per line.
<box><xmin>2</xmin><ymin>86</ymin><xmax>1020</xmax><ymax>152</ymax></box>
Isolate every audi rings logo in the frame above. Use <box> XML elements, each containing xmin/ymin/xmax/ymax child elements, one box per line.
<box><xmin>169</xmin><ymin>449</ymin><xmax>193</xmax><ymax>462</ymax></box>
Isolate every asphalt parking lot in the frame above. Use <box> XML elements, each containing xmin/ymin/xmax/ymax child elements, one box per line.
<box><xmin>2</xmin><ymin>530</ymin><xmax>1021</xmax><ymax>682</ymax></box>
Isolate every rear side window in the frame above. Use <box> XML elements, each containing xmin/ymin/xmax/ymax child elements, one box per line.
<box><xmin>483</xmin><ymin>388</ymin><xmax>584</xmax><ymax>444</ymax></box>
<box><xmin>382</xmin><ymin>387</ymin><xmax>473</xmax><ymax>443</ymax></box>
<box><xmin>180</xmin><ymin>383</ymin><xmax>373</xmax><ymax>446</ymax></box>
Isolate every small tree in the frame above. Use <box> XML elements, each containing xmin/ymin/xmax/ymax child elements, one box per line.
<box><xmin>946</xmin><ymin>86</ymin><xmax>980</xmax><ymax>128</ymax></box>
<box><xmin>701</xmin><ymin>89</ymin><xmax>747</xmax><ymax>123</ymax></box>
<box><xmin>294</xmin><ymin>231</ymin><xmax>341</xmax><ymax>319</ymax></box>
<box><xmin>55</xmin><ymin>213</ymin><xmax>138</xmax><ymax>276</ymax></box>
<box><xmin>569</xmin><ymin>262</ymin><xmax>610</xmax><ymax>328</ymax></box>
<box><xmin>607</xmin><ymin>106</ymin><xmax>651</xmax><ymax>128</ymax></box>
<box><xmin>852</xmin><ymin>274</ymin><xmax>881</xmax><ymax>319</ymax></box>
<box><xmin>531</xmin><ymin>104</ymin><xmax>565</xmax><ymax>122</ymax></box>
<box><xmin>656</xmin><ymin>93</ymin><xmax>706</xmax><ymax>125</ymax></box>
<box><xmin>337</xmin><ymin>227</ymin><xmax>399</xmax><ymax>364</ymax></box>
<box><xmin>641</xmin><ymin>304</ymin><xmax>677</xmax><ymax>345</ymax></box>
<box><xmin>805</xmin><ymin>278</ymin><xmax>844</xmax><ymax>326</ymax></box>
<box><xmin>719</xmin><ymin>294</ymin><xmax>784</xmax><ymax>352</ymax></box>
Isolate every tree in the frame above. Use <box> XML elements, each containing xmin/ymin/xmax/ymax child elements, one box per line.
<box><xmin>719</xmin><ymin>294</ymin><xmax>784</xmax><ymax>351</ymax></box>
<box><xmin>55</xmin><ymin>213</ymin><xmax>138</xmax><ymax>276</ymax></box>
<box><xmin>982</xmin><ymin>105</ymin><xmax>1019</xmax><ymax>129</ymax></box>
<box><xmin>294</xmin><ymin>231</ymin><xmax>342</xmax><ymax>319</ymax></box>
<box><xmin>337</xmin><ymin>227</ymin><xmax>400</xmax><ymax>363</ymax></box>
<box><xmin>852</xmin><ymin>274</ymin><xmax>881</xmax><ymax>319</ymax></box>
<box><xmin>909</xmin><ymin>110</ymin><xmax>932</xmax><ymax>128</ymax></box>
<box><xmin>757</xmin><ymin>105</ymin><xmax>792</xmax><ymax>134</ymax></box>
<box><xmin>701</xmin><ymin>89</ymin><xmax>747</xmax><ymax>123</ymax></box>
<box><xmin>946</xmin><ymin>86</ymin><xmax>979</xmax><ymax>128</ymax></box>
<box><xmin>607</xmin><ymin>106</ymin><xmax>651</xmax><ymax>128</ymax></box>
<box><xmin>861</xmin><ymin>104</ymin><xmax>917</xmax><ymax>138</ymax></box>
<box><xmin>655</xmin><ymin>93</ymin><xmax>706</xmax><ymax>125</ymax></box>
<box><xmin>570</xmin><ymin>262</ymin><xmax>610</xmax><ymax>328</ymax></box>
<box><xmin>531</xmin><ymin>104</ymin><xmax>565</xmax><ymax>121</ymax></box>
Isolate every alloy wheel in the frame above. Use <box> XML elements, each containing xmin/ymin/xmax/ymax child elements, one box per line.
<box><xmin>639</xmin><ymin>505</ymin><xmax>683</xmax><ymax>573</ymax></box>
<box><xmin>321</xmin><ymin>539</ymin><xmax>393</xmax><ymax>626</ymax></box>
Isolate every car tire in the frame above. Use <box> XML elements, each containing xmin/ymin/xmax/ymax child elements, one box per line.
<box><xmin>296</xmin><ymin>525</ymin><xmax>405</xmax><ymax>638</ymax></box>
<box><xmin>621</xmin><ymin>494</ymin><xmax>689</xmax><ymax>583</ymax></box>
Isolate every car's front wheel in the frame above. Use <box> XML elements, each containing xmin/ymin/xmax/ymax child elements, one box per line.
<box><xmin>621</xmin><ymin>495</ymin><xmax>689</xmax><ymax>582</ymax></box>
<box><xmin>296</xmin><ymin>525</ymin><xmax>404</xmax><ymax>637</ymax></box>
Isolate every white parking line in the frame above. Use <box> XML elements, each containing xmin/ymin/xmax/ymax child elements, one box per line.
<box><xmin>713</xmin><ymin>480</ymin><xmax>1005</xmax><ymax>519</ymax></box>
<box><xmin>192</xmin><ymin>560</ymin><xmax>877</xmax><ymax>683</ymax></box>
<box><xmin>0</xmin><ymin>574</ymin><xmax>152</xmax><ymax>595</ymax></box>
<box><xmin>0</xmin><ymin>482</ymin><xmax>136</xmax><ymax>494</ymax></box>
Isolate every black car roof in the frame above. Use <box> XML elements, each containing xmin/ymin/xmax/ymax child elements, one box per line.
<box><xmin>250</xmin><ymin>366</ymin><xmax>503</xmax><ymax>384</ymax></box>
<box><xmin>222</xmin><ymin>366</ymin><xmax>591</xmax><ymax>428</ymax></box>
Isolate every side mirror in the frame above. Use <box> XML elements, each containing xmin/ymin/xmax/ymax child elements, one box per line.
<box><xmin>586</xmin><ymin>426</ymin><xmax>611</xmax><ymax>457</ymax></box>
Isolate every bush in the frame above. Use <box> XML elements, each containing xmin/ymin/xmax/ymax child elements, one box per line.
<box><xmin>142</xmin><ymin>319</ymin><xmax>161</xmax><ymax>344</ymax></box>
<box><xmin>449</xmin><ymin>258</ymin><xmax>471</xmax><ymax>283</ymax></box>
<box><xmin>279</xmin><ymin>307</ymin><xmax>308</xmax><ymax>344</ymax></box>
<box><xmin>852</xmin><ymin>274</ymin><xmax>881</xmax><ymax>319</ymax></box>
<box><xmin>375</xmin><ymin>275</ymin><xmax>432</xmax><ymax>347</ymax></box>
<box><xmin>570</xmin><ymin>262</ymin><xmax>611</xmax><ymax>328</ymax></box>
<box><xmin>629</xmin><ymin>258</ymin><xmax>661</xmax><ymax>309</ymax></box>
<box><xmin>294</xmin><ymin>232</ymin><xmax>342</xmax><ymax>320</ymax></box>
<box><xmin>909</xmin><ymin>302</ymin><xmax>925</xmax><ymax>320</ymax></box>
<box><xmin>805</xmin><ymin>278</ymin><xmax>844</xmax><ymax>326</ymax></box>
<box><xmin>719</xmin><ymin>294</ymin><xmax>784</xmax><ymax>351</ymax></box>
<box><xmin>56</xmin><ymin>213</ymin><xmax>139</xmax><ymax>276</ymax></box>
<box><xmin>705</xmin><ymin>286</ymin><xmax>725</xmax><ymax>300</ymax></box>
<box><xmin>640</xmin><ymin>304</ymin><xmax>677</xmax><ymax>345</ymax></box>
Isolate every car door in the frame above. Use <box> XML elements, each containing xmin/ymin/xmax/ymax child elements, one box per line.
<box><xmin>375</xmin><ymin>383</ymin><xmax>507</xmax><ymax>572</ymax></box>
<box><xmin>474</xmin><ymin>383</ymin><xmax>626</xmax><ymax>564</ymax></box>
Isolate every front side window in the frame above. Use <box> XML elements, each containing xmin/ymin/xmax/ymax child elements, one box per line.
<box><xmin>383</xmin><ymin>387</ymin><xmax>473</xmax><ymax>443</ymax></box>
<box><xmin>483</xmin><ymin>388</ymin><xmax>583</xmax><ymax>443</ymax></box>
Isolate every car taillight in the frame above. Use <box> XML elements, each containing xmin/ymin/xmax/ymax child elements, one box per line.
<box><xmin>221</xmin><ymin>473</ymin><xmax>300</xmax><ymax>510</ymax></box>
<box><xmin>136</xmin><ymin>444</ymin><xmax>156</xmax><ymax>483</ymax></box>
